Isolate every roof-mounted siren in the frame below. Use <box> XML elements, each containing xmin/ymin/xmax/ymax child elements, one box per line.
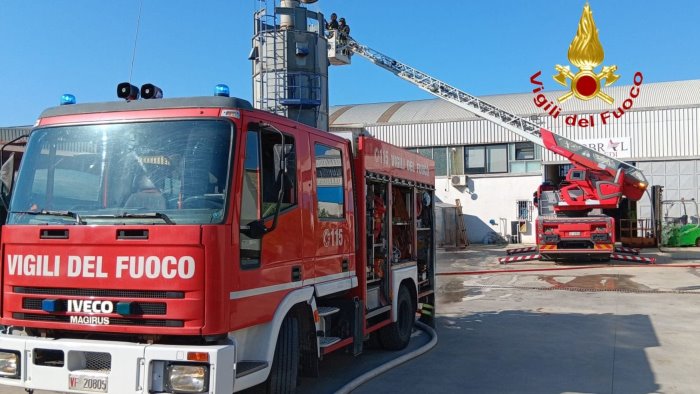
<box><xmin>117</xmin><ymin>82</ymin><xmax>140</xmax><ymax>101</ymax></box>
<box><xmin>141</xmin><ymin>83</ymin><xmax>163</xmax><ymax>99</ymax></box>
<box><xmin>60</xmin><ymin>94</ymin><xmax>76</xmax><ymax>105</ymax></box>
<box><xmin>214</xmin><ymin>84</ymin><xmax>230</xmax><ymax>97</ymax></box>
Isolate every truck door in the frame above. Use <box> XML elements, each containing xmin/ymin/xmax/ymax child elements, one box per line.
<box><xmin>310</xmin><ymin>136</ymin><xmax>355</xmax><ymax>283</ymax></box>
<box><xmin>236</xmin><ymin>122</ymin><xmax>305</xmax><ymax>321</ymax></box>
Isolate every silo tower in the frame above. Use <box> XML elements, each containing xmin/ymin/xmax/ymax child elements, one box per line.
<box><xmin>252</xmin><ymin>0</ymin><xmax>329</xmax><ymax>130</ymax></box>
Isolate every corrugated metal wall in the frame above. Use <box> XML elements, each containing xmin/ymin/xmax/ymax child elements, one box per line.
<box><xmin>637</xmin><ymin>159</ymin><xmax>700</xmax><ymax>221</ymax></box>
<box><xmin>364</xmin><ymin>106</ymin><xmax>700</xmax><ymax>162</ymax></box>
<box><xmin>0</xmin><ymin>127</ymin><xmax>31</xmax><ymax>143</ymax></box>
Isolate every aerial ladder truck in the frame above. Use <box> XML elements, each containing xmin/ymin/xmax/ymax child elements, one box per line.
<box><xmin>329</xmin><ymin>35</ymin><xmax>654</xmax><ymax>264</ymax></box>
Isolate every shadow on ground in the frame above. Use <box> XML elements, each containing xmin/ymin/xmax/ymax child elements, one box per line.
<box><xmin>241</xmin><ymin>328</ymin><xmax>431</xmax><ymax>394</ymax></box>
<box><xmin>355</xmin><ymin>313</ymin><xmax>660</xmax><ymax>394</ymax></box>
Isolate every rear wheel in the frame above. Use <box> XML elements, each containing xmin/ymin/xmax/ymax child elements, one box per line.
<box><xmin>266</xmin><ymin>314</ymin><xmax>299</xmax><ymax>394</ymax></box>
<box><xmin>379</xmin><ymin>285</ymin><xmax>414</xmax><ymax>350</ymax></box>
<box><xmin>695</xmin><ymin>237</ymin><xmax>700</xmax><ymax>247</ymax></box>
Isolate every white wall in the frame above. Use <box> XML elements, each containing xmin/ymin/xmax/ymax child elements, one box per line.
<box><xmin>435</xmin><ymin>175</ymin><xmax>543</xmax><ymax>244</ymax></box>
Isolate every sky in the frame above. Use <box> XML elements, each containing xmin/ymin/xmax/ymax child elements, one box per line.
<box><xmin>1</xmin><ymin>0</ymin><xmax>699</xmax><ymax>126</ymax></box>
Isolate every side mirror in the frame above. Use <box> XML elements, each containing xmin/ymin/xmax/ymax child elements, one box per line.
<box><xmin>244</xmin><ymin>219</ymin><xmax>269</xmax><ymax>239</ymax></box>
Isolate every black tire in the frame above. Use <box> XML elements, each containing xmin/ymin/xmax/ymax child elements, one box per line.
<box><xmin>695</xmin><ymin>238</ymin><xmax>700</xmax><ymax>247</ymax></box>
<box><xmin>266</xmin><ymin>314</ymin><xmax>299</xmax><ymax>394</ymax></box>
<box><xmin>379</xmin><ymin>285</ymin><xmax>414</xmax><ymax>350</ymax></box>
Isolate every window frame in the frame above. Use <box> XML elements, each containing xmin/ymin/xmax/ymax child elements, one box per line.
<box><xmin>8</xmin><ymin>119</ymin><xmax>235</xmax><ymax>225</ymax></box>
<box><xmin>313</xmin><ymin>142</ymin><xmax>346</xmax><ymax>221</ymax></box>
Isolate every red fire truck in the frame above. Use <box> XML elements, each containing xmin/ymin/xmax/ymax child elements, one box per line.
<box><xmin>0</xmin><ymin>86</ymin><xmax>436</xmax><ymax>393</ymax></box>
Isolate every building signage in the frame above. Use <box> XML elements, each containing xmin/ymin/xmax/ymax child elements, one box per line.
<box><xmin>576</xmin><ymin>137</ymin><xmax>631</xmax><ymax>158</ymax></box>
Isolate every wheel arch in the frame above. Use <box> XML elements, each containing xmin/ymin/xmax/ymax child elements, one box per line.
<box><xmin>230</xmin><ymin>287</ymin><xmax>317</xmax><ymax>390</ymax></box>
<box><xmin>391</xmin><ymin>264</ymin><xmax>418</xmax><ymax>322</ymax></box>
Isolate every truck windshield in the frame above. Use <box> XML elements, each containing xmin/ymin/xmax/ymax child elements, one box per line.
<box><xmin>8</xmin><ymin>119</ymin><xmax>233</xmax><ymax>225</ymax></box>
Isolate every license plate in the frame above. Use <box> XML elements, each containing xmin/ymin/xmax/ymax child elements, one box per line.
<box><xmin>69</xmin><ymin>373</ymin><xmax>108</xmax><ymax>393</ymax></box>
<box><xmin>569</xmin><ymin>231</ymin><xmax>581</xmax><ymax>236</ymax></box>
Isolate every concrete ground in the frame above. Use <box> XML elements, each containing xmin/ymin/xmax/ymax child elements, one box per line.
<box><xmin>2</xmin><ymin>245</ymin><xmax>700</xmax><ymax>393</ymax></box>
<box><xmin>354</xmin><ymin>245</ymin><xmax>700</xmax><ymax>394</ymax></box>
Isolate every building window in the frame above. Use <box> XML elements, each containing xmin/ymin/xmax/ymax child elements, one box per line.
<box><xmin>487</xmin><ymin>145</ymin><xmax>508</xmax><ymax>173</ymax></box>
<box><xmin>465</xmin><ymin>144</ymin><xmax>508</xmax><ymax>174</ymax></box>
<box><xmin>450</xmin><ymin>146</ymin><xmax>464</xmax><ymax>176</ymax></box>
<box><xmin>515</xmin><ymin>142</ymin><xmax>535</xmax><ymax>160</ymax></box>
<box><xmin>413</xmin><ymin>146</ymin><xmax>462</xmax><ymax>176</ymax></box>
<box><xmin>433</xmin><ymin>147</ymin><xmax>447</xmax><ymax>176</ymax></box>
<box><xmin>516</xmin><ymin>200</ymin><xmax>533</xmax><ymax>221</ymax></box>
<box><xmin>465</xmin><ymin>146</ymin><xmax>485</xmax><ymax>174</ymax></box>
<box><xmin>510</xmin><ymin>142</ymin><xmax>541</xmax><ymax>173</ymax></box>
<box><xmin>413</xmin><ymin>143</ymin><xmax>538</xmax><ymax>176</ymax></box>
<box><xmin>416</xmin><ymin>147</ymin><xmax>432</xmax><ymax>160</ymax></box>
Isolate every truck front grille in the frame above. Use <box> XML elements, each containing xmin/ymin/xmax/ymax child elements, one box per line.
<box><xmin>22</xmin><ymin>298</ymin><xmax>167</xmax><ymax>315</ymax></box>
<box><xmin>84</xmin><ymin>352</ymin><xmax>112</xmax><ymax>371</ymax></box>
<box><xmin>14</xmin><ymin>287</ymin><xmax>184</xmax><ymax>299</ymax></box>
<box><xmin>12</xmin><ymin>313</ymin><xmax>183</xmax><ymax>327</ymax></box>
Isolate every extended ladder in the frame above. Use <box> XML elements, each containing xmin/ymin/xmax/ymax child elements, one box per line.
<box><xmin>343</xmin><ymin>38</ymin><xmax>646</xmax><ymax>185</ymax></box>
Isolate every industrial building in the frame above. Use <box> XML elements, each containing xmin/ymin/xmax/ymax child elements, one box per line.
<box><xmin>329</xmin><ymin>79</ymin><xmax>700</xmax><ymax>244</ymax></box>
<box><xmin>2</xmin><ymin>79</ymin><xmax>698</xmax><ymax>245</ymax></box>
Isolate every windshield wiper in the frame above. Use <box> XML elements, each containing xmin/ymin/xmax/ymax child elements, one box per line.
<box><xmin>83</xmin><ymin>212</ymin><xmax>175</xmax><ymax>224</ymax></box>
<box><xmin>13</xmin><ymin>210</ymin><xmax>86</xmax><ymax>225</ymax></box>
<box><xmin>120</xmin><ymin>212</ymin><xmax>174</xmax><ymax>224</ymax></box>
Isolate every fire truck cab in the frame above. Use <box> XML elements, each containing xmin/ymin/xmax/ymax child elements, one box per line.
<box><xmin>0</xmin><ymin>91</ymin><xmax>435</xmax><ymax>393</ymax></box>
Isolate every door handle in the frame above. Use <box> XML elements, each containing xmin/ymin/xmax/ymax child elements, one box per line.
<box><xmin>291</xmin><ymin>266</ymin><xmax>302</xmax><ymax>282</ymax></box>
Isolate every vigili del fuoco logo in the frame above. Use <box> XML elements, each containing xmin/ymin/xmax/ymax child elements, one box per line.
<box><xmin>529</xmin><ymin>2</ymin><xmax>643</xmax><ymax>128</ymax></box>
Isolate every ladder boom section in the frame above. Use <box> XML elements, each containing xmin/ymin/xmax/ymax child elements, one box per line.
<box><xmin>345</xmin><ymin>38</ymin><xmax>647</xmax><ymax>192</ymax></box>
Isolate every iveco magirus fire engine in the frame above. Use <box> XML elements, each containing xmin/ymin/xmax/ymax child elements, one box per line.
<box><xmin>0</xmin><ymin>83</ymin><xmax>436</xmax><ymax>393</ymax></box>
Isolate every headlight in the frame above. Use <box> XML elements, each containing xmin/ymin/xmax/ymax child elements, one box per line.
<box><xmin>0</xmin><ymin>351</ymin><xmax>19</xmax><ymax>378</ymax></box>
<box><xmin>166</xmin><ymin>363</ymin><xmax>209</xmax><ymax>393</ymax></box>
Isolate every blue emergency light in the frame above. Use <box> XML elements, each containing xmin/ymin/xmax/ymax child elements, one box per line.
<box><xmin>116</xmin><ymin>301</ymin><xmax>134</xmax><ymax>315</ymax></box>
<box><xmin>60</xmin><ymin>94</ymin><xmax>76</xmax><ymax>105</ymax></box>
<box><xmin>214</xmin><ymin>84</ymin><xmax>230</xmax><ymax>97</ymax></box>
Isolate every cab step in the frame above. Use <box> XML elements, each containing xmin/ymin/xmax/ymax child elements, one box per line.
<box><xmin>319</xmin><ymin>336</ymin><xmax>342</xmax><ymax>348</ymax></box>
<box><xmin>317</xmin><ymin>306</ymin><xmax>340</xmax><ymax>317</ymax></box>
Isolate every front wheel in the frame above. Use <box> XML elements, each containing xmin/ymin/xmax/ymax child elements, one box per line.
<box><xmin>379</xmin><ymin>285</ymin><xmax>414</xmax><ymax>350</ymax></box>
<box><xmin>266</xmin><ymin>314</ymin><xmax>299</xmax><ymax>394</ymax></box>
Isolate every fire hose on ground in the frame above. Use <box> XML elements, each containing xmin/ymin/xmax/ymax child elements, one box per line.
<box><xmin>335</xmin><ymin>320</ymin><xmax>438</xmax><ymax>394</ymax></box>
